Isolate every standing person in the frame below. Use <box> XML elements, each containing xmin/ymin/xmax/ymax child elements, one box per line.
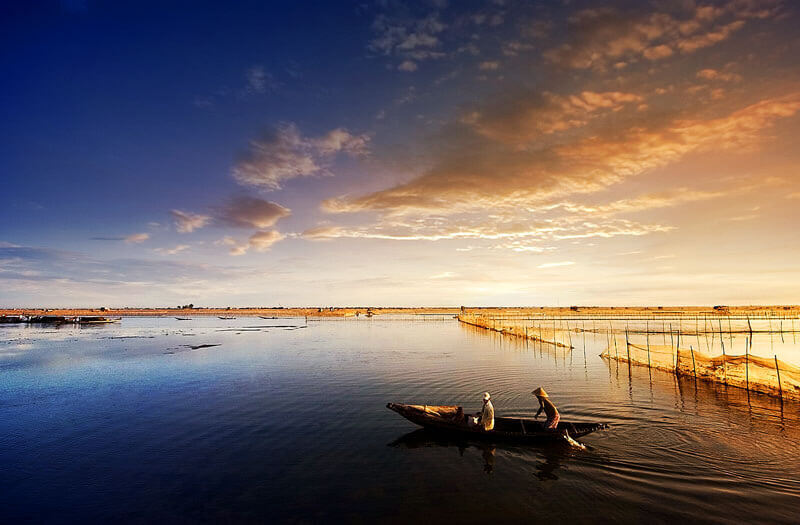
<box><xmin>532</xmin><ymin>387</ymin><xmax>559</xmax><ymax>429</ymax></box>
<box><xmin>470</xmin><ymin>392</ymin><xmax>495</xmax><ymax>431</ymax></box>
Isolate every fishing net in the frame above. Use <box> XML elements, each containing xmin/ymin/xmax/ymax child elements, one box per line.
<box><xmin>459</xmin><ymin>313</ymin><xmax>573</xmax><ymax>348</ymax></box>
<box><xmin>459</xmin><ymin>313</ymin><xmax>800</xmax><ymax>401</ymax></box>
<box><xmin>601</xmin><ymin>341</ymin><xmax>800</xmax><ymax>400</ymax></box>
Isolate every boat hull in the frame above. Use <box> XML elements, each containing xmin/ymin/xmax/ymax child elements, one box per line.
<box><xmin>387</xmin><ymin>403</ymin><xmax>607</xmax><ymax>442</ymax></box>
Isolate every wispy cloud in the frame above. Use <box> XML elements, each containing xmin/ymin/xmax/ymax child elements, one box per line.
<box><xmin>537</xmin><ymin>261</ymin><xmax>574</xmax><ymax>269</ymax></box>
<box><xmin>370</xmin><ymin>13</ymin><xmax>447</xmax><ymax>65</ymax></box>
<box><xmin>542</xmin><ymin>2</ymin><xmax>780</xmax><ymax>70</ymax></box>
<box><xmin>245</xmin><ymin>65</ymin><xmax>277</xmax><ymax>94</ymax></box>
<box><xmin>170</xmin><ymin>210</ymin><xmax>212</xmax><ymax>233</ymax></box>
<box><xmin>125</xmin><ymin>233</ymin><xmax>150</xmax><ymax>243</ymax></box>
<box><xmin>90</xmin><ymin>233</ymin><xmax>150</xmax><ymax>243</ymax></box>
<box><xmin>155</xmin><ymin>244</ymin><xmax>190</xmax><ymax>255</ymax></box>
<box><xmin>215</xmin><ymin>196</ymin><xmax>291</xmax><ymax>229</ymax></box>
<box><xmin>323</xmin><ymin>92</ymin><xmax>800</xmax><ymax>218</ymax></box>
<box><xmin>301</xmin><ymin>217</ymin><xmax>672</xmax><ymax>248</ymax></box>
<box><xmin>232</xmin><ymin>123</ymin><xmax>369</xmax><ymax>190</ymax></box>
<box><xmin>226</xmin><ymin>230</ymin><xmax>286</xmax><ymax>256</ymax></box>
<box><xmin>398</xmin><ymin>60</ymin><xmax>418</xmax><ymax>72</ymax></box>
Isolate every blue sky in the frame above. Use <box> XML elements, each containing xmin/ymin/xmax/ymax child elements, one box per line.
<box><xmin>2</xmin><ymin>0</ymin><xmax>800</xmax><ymax>307</ymax></box>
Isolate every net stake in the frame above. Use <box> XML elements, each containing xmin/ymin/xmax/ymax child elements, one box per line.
<box><xmin>625</xmin><ymin>327</ymin><xmax>630</xmax><ymax>362</ymax></box>
<box><xmin>690</xmin><ymin>345</ymin><xmax>697</xmax><ymax>380</ymax></box>
<box><xmin>721</xmin><ymin>344</ymin><xmax>727</xmax><ymax>386</ymax></box>
<box><xmin>775</xmin><ymin>355</ymin><xmax>783</xmax><ymax>399</ymax></box>
<box><xmin>745</xmin><ymin>336</ymin><xmax>750</xmax><ymax>392</ymax></box>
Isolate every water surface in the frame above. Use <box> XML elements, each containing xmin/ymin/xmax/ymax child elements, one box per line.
<box><xmin>1</xmin><ymin>316</ymin><xmax>799</xmax><ymax>523</ymax></box>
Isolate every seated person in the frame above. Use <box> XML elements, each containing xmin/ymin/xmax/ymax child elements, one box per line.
<box><xmin>469</xmin><ymin>392</ymin><xmax>494</xmax><ymax>431</ymax></box>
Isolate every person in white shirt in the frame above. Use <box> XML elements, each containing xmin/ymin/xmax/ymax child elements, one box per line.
<box><xmin>470</xmin><ymin>391</ymin><xmax>495</xmax><ymax>431</ymax></box>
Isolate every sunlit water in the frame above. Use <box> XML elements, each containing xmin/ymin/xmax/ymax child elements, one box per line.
<box><xmin>1</xmin><ymin>317</ymin><xmax>799</xmax><ymax>523</ymax></box>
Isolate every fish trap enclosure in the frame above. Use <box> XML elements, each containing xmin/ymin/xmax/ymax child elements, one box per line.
<box><xmin>458</xmin><ymin>312</ymin><xmax>575</xmax><ymax>348</ymax></box>
<box><xmin>601</xmin><ymin>320</ymin><xmax>800</xmax><ymax>401</ymax></box>
<box><xmin>458</xmin><ymin>311</ymin><xmax>800</xmax><ymax>401</ymax></box>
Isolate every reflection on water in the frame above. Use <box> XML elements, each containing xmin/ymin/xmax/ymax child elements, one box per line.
<box><xmin>389</xmin><ymin>429</ymin><xmax>572</xmax><ymax>479</ymax></box>
<box><xmin>1</xmin><ymin>316</ymin><xmax>799</xmax><ymax>523</ymax></box>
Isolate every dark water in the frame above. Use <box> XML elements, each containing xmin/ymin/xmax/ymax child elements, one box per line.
<box><xmin>1</xmin><ymin>317</ymin><xmax>799</xmax><ymax>523</ymax></box>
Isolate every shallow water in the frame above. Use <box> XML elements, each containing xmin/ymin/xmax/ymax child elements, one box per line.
<box><xmin>1</xmin><ymin>317</ymin><xmax>799</xmax><ymax>523</ymax></box>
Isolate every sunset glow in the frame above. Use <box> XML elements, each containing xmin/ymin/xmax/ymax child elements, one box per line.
<box><xmin>2</xmin><ymin>0</ymin><xmax>799</xmax><ymax>306</ymax></box>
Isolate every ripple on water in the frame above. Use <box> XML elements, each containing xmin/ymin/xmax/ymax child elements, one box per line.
<box><xmin>1</xmin><ymin>317</ymin><xmax>800</xmax><ymax>523</ymax></box>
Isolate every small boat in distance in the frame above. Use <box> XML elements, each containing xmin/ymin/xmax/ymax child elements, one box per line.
<box><xmin>0</xmin><ymin>315</ymin><xmax>27</xmax><ymax>324</ymax></box>
<box><xmin>28</xmin><ymin>315</ymin><xmax>69</xmax><ymax>324</ymax></box>
<box><xmin>387</xmin><ymin>403</ymin><xmax>607</xmax><ymax>442</ymax></box>
<box><xmin>259</xmin><ymin>316</ymin><xmax>278</xmax><ymax>319</ymax></box>
<box><xmin>74</xmin><ymin>316</ymin><xmax>119</xmax><ymax>325</ymax></box>
<box><xmin>175</xmin><ymin>317</ymin><xmax>191</xmax><ymax>320</ymax></box>
<box><xmin>218</xmin><ymin>316</ymin><xmax>236</xmax><ymax>320</ymax></box>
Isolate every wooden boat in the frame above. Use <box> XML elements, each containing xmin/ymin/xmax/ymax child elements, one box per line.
<box><xmin>27</xmin><ymin>315</ymin><xmax>68</xmax><ymax>324</ymax></box>
<box><xmin>74</xmin><ymin>316</ymin><xmax>119</xmax><ymax>325</ymax></box>
<box><xmin>387</xmin><ymin>403</ymin><xmax>607</xmax><ymax>442</ymax></box>
<box><xmin>175</xmin><ymin>317</ymin><xmax>191</xmax><ymax>321</ymax></box>
<box><xmin>0</xmin><ymin>315</ymin><xmax>27</xmax><ymax>324</ymax></box>
<box><xmin>218</xmin><ymin>316</ymin><xmax>236</xmax><ymax>320</ymax></box>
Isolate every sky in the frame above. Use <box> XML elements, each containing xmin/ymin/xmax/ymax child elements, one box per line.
<box><xmin>1</xmin><ymin>0</ymin><xmax>799</xmax><ymax>308</ymax></box>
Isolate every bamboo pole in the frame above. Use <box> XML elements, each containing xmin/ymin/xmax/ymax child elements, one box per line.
<box><xmin>721</xmin><ymin>343</ymin><xmax>727</xmax><ymax>385</ymax></box>
<box><xmin>670</xmin><ymin>324</ymin><xmax>675</xmax><ymax>368</ymax></box>
<box><xmin>539</xmin><ymin>324</ymin><xmax>544</xmax><ymax>353</ymax></box>
<box><xmin>690</xmin><ymin>345</ymin><xmax>697</xmax><ymax>379</ymax></box>
<box><xmin>696</xmin><ymin>317</ymin><xmax>702</xmax><ymax>351</ymax></box>
<box><xmin>625</xmin><ymin>327</ymin><xmax>630</xmax><ymax>362</ymax></box>
<box><xmin>775</xmin><ymin>355</ymin><xmax>783</xmax><ymax>399</ymax></box>
<box><xmin>567</xmin><ymin>320</ymin><xmax>573</xmax><ymax>349</ymax></box>
<box><xmin>745</xmin><ymin>336</ymin><xmax>750</xmax><ymax>392</ymax></box>
<box><xmin>646</xmin><ymin>322</ymin><xmax>651</xmax><ymax>369</ymax></box>
<box><xmin>582</xmin><ymin>320</ymin><xmax>586</xmax><ymax>360</ymax></box>
<box><xmin>769</xmin><ymin>316</ymin><xmax>774</xmax><ymax>351</ymax></box>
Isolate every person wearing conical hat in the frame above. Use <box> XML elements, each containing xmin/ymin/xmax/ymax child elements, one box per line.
<box><xmin>532</xmin><ymin>387</ymin><xmax>559</xmax><ymax>430</ymax></box>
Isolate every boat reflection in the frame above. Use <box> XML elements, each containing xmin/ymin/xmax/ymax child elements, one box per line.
<box><xmin>388</xmin><ymin>428</ymin><xmax>570</xmax><ymax>479</ymax></box>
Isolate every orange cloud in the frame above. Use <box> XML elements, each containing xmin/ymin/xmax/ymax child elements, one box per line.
<box><xmin>215</xmin><ymin>196</ymin><xmax>290</xmax><ymax>229</ymax></box>
<box><xmin>227</xmin><ymin>230</ymin><xmax>286</xmax><ymax>256</ymax></box>
<box><xmin>462</xmin><ymin>90</ymin><xmax>643</xmax><ymax>144</ymax></box>
<box><xmin>543</xmin><ymin>3</ymin><xmax>778</xmax><ymax>70</ymax></box>
<box><xmin>324</xmin><ymin>92</ymin><xmax>800</xmax><ymax>218</ymax></box>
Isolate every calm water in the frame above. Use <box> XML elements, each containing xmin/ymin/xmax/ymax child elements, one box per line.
<box><xmin>1</xmin><ymin>317</ymin><xmax>799</xmax><ymax>523</ymax></box>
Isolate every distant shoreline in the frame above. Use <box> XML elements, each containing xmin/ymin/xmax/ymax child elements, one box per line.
<box><xmin>1</xmin><ymin>306</ymin><xmax>798</xmax><ymax>318</ymax></box>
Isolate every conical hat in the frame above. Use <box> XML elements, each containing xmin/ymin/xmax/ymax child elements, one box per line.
<box><xmin>532</xmin><ymin>387</ymin><xmax>548</xmax><ymax>398</ymax></box>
